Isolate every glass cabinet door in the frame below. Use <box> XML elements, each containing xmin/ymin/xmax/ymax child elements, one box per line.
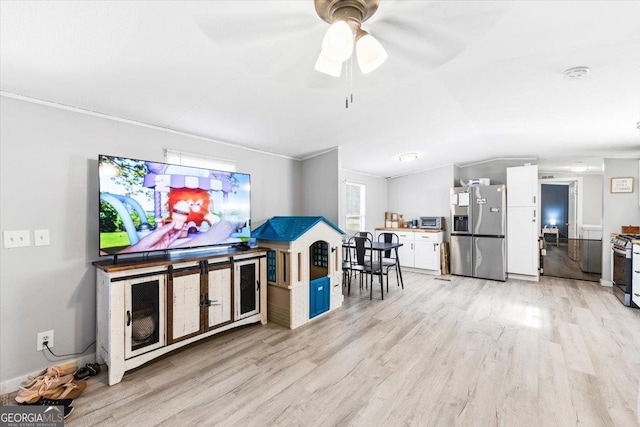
<box><xmin>234</xmin><ymin>259</ymin><xmax>260</xmax><ymax>320</ymax></box>
<box><xmin>124</xmin><ymin>274</ymin><xmax>165</xmax><ymax>359</ymax></box>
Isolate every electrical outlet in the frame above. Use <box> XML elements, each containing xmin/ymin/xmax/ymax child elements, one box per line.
<box><xmin>36</xmin><ymin>330</ymin><xmax>54</xmax><ymax>351</ymax></box>
<box><xmin>3</xmin><ymin>230</ymin><xmax>31</xmax><ymax>248</ymax></box>
<box><xmin>34</xmin><ymin>229</ymin><xmax>51</xmax><ymax>246</ymax></box>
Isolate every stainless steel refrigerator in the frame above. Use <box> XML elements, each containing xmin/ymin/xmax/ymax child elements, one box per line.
<box><xmin>450</xmin><ymin>185</ymin><xmax>506</xmax><ymax>281</ymax></box>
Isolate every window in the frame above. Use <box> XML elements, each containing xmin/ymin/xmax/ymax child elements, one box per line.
<box><xmin>312</xmin><ymin>241</ymin><xmax>328</xmax><ymax>268</ymax></box>
<box><xmin>267</xmin><ymin>250</ymin><xmax>277</xmax><ymax>283</ymax></box>
<box><xmin>165</xmin><ymin>149</ymin><xmax>236</xmax><ymax>172</ymax></box>
<box><xmin>345</xmin><ymin>182</ymin><xmax>366</xmax><ymax>235</ymax></box>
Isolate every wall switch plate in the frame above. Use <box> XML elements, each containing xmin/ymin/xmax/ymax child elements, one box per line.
<box><xmin>34</xmin><ymin>229</ymin><xmax>50</xmax><ymax>246</ymax></box>
<box><xmin>3</xmin><ymin>230</ymin><xmax>31</xmax><ymax>248</ymax></box>
<box><xmin>37</xmin><ymin>330</ymin><xmax>54</xmax><ymax>351</ymax></box>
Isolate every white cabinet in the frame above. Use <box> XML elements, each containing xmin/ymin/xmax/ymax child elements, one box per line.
<box><xmin>376</xmin><ymin>230</ymin><xmax>442</xmax><ymax>273</ymax></box>
<box><xmin>633</xmin><ymin>244</ymin><xmax>640</xmax><ymax>308</ymax></box>
<box><xmin>507</xmin><ymin>165</ymin><xmax>538</xmax><ymax>207</ymax></box>
<box><xmin>507</xmin><ymin>207</ymin><xmax>538</xmax><ymax>276</ymax></box>
<box><xmin>414</xmin><ymin>232</ymin><xmax>443</xmax><ymax>271</ymax></box>
<box><xmin>95</xmin><ymin>249</ymin><xmax>266</xmax><ymax>386</ymax></box>
<box><xmin>507</xmin><ymin>164</ymin><xmax>539</xmax><ymax>278</ymax></box>
<box><xmin>395</xmin><ymin>231</ymin><xmax>415</xmax><ymax>268</ymax></box>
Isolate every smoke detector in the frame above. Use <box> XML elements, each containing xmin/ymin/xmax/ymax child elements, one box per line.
<box><xmin>563</xmin><ymin>66</ymin><xmax>590</xmax><ymax>80</ymax></box>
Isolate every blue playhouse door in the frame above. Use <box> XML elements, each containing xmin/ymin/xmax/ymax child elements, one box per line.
<box><xmin>309</xmin><ymin>276</ymin><xmax>330</xmax><ymax>319</ymax></box>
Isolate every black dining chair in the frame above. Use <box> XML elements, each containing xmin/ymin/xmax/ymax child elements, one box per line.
<box><xmin>354</xmin><ymin>235</ymin><xmax>386</xmax><ymax>300</ymax></box>
<box><xmin>377</xmin><ymin>232</ymin><xmax>403</xmax><ymax>291</ymax></box>
<box><xmin>344</xmin><ymin>236</ymin><xmax>370</xmax><ymax>296</ymax></box>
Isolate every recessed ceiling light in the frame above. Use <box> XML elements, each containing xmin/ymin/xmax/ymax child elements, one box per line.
<box><xmin>399</xmin><ymin>153</ymin><xmax>418</xmax><ymax>162</ymax></box>
<box><xmin>563</xmin><ymin>66</ymin><xmax>590</xmax><ymax>80</ymax></box>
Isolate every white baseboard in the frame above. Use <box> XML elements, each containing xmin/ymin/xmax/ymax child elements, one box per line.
<box><xmin>507</xmin><ymin>273</ymin><xmax>540</xmax><ymax>282</ymax></box>
<box><xmin>0</xmin><ymin>353</ymin><xmax>96</xmax><ymax>395</ymax></box>
<box><xmin>600</xmin><ymin>279</ymin><xmax>613</xmax><ymax>287</ymax></box>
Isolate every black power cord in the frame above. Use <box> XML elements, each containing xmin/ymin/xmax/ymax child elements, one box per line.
<box><xmin>43</xmin><ymin>341</ymin><xmax>96</xmax><ymax>358</ymax></box>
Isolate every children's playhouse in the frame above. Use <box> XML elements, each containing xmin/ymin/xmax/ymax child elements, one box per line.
<box><xmin>251</xmin><ymin>216</ymin><xmax>345</xmax><ymax>329</ymax></box>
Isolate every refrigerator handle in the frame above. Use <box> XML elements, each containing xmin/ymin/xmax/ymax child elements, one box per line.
<box><xmin>532</xmin><ymin>209</ymin><xmax>536</xmax><ymax>222</ymax></box>
<box><xmin>533</xmin><ymin>195</ymin><xmax>536</xmax><ymax>204</ymax></box>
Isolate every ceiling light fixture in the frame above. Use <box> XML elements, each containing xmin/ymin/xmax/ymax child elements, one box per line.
<box><xmin>570</xmin><ymin>166</ymin><xmax>588</xmax><ymax>173</ymax></box>
<box><xmin>399</xmin><ymin>153</ymin><xmax>418</xmax><ymax>162</ymax></box>
<box><xmin>563</xmin><ymin>66</ymin><xmax>590</xmax><ymax>80</ymax></box>
<box><xmin>314</xmin><ymin>0</ymin><xmax>387</xmax><ymax>78</ymax></box>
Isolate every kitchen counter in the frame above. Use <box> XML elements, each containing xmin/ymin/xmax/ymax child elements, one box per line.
<box><xmin>375</xmin><ymin>227</ymin><xmax>443</xmax><ymax>234</ymax></box>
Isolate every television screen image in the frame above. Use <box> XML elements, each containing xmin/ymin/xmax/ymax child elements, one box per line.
<box><xmin>98</xmin><ymin>155</ymin><xmax>251</xmax><ymax>255</ymax></box>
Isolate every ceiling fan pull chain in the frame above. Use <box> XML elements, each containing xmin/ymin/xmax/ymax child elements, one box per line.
<box><xmin>345</xmin><ymin>55</ymin><xmax>354</xmax><ymax>109</ymax></box>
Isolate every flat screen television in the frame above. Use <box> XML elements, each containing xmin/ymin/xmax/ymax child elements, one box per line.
<box><xmin>98</xmin><ymin>154</ymin><xmax>251</xmax><ymax>256</ymax></box>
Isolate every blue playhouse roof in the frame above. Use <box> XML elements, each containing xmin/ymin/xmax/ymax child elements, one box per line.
<box><xmin>251</xmin><ymin>216</ymin><xmax>345</xmax><ymax>242</ymax></box>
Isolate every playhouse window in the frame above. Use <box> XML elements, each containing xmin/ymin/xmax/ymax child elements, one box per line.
<box><xmin>267</xmin><ymin>250</ymin><xmax>277</xmax><ymax>283</ymax></box>
<box><xmin>345</xmin><ymin>182</ymin><xmax>366</xmax><ymax>234</ymax></box>
<box><xmin>312</xmin><ymin>241</ymin><xmax>328</xmax><ymax>268</ymax></box>
<box><xmin>281</xmin><ymin>252</ymin><xmax>288</xmax><ymax>284</ymax></box>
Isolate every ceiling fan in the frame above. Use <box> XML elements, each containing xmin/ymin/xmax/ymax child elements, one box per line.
<box><xmin>313</xmin><ymin>0</ymin><xmax>387</xmax><ymax>77</ymax></box>
<box><xmin>189</xmin><ymin>1</ymin><xmax>511</xmax><ymax>89</ymax></box>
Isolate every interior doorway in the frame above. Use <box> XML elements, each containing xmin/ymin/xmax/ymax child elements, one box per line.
<box><xmin>539</xmin><ymin>177</ymin><xmax>601</xmax><ymax>282</ymax></box>
<box><xmin>541</xmin><ymin>184</ymin><xmax>569</xmax><ymax>238</ymax></box>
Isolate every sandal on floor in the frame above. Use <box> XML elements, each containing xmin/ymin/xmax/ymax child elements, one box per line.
<box><xmin>46</xmin><ymin>379</ymin><xmax>87</xmax><ymax>400</ymax></box>
<box><xmin>15</xmin><ymin>374</ymin><xmax>75</xmax><ymax>404</ymax></box>
<box><xmin>46</xmin><ymin>363</ymin><xmax>77</xmax><ymax>378</ymax></box>
<box><xmin>74</xmin><ymin>363</ymin><xmax>100</xmax><ymax>380</ymax></box>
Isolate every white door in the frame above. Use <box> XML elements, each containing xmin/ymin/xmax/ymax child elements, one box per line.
<box><xmin>568</xmin><ymin>181</ymin><xmax>579</xmax><ymax>260</ymax></box>
<box><xmin>507</xmin><ymin>206</ymin><xmax>538</xmax><ymax>276</ymax></box>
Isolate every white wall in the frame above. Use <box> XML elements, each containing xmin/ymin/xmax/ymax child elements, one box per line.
<box><xmin>340</xmin><ymin>169</ymin><xmax>388</xmax><ymax>234</ymax></box>
<box><xmin>583</xmin><ymin>174</ymin><xmax>603</xmax><ymax>225</ymax></box>
<box><xmin>387</xmin><ymin>165</ymin><xmax>455</xmax><ymax>235</ymax></box>
<box><xmin>0</xmin><ymin>96</ymin><xmax>301</xmax><ymax>386</ymax></box>
<box><xmin>457</xmin><ymin>159</ymin><xmax>536</xmax><ymax>186</ymax></box>
<box><xmin>301</xmin><ymin>149</ymin><xmax>340</xmax><ymax>224</ymax></box>
<box><xmin>601</xmin><ymin>159</ymin><xmax>640</xmax><ymax>283</ymax></box>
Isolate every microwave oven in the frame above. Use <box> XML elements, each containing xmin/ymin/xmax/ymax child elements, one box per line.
<box><xmin>419</xmin><ymin>216</ymin><xmax>444</xmax><ymax>230</ymax></box>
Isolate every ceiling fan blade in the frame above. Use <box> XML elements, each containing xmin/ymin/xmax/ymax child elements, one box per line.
<box><xmin>368</xmin><ymin>1</ymin><xmax>512</xmax><ymax>69</ymax></box>
<box><xmin>187</xmin><ymin>1</ymin><xmax>339</xmax><ymax>88</ymax></box>
<box><xmin>188</xmin><ymin>1</ymin><xmax>319</xmax><ymax>47</ymax></box>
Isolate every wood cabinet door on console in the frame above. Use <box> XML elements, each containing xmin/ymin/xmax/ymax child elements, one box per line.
<box><xmin>234</xmin><ymin>258</ymin><xmax>260</xmax><ymax>320</ymax></box>
<box><xmin>167</xmin><ymin>265</ymin><xmax>204</xmax><ymax>344</ymax></box>
<box><xmin>207</xmin><ymin>263</ymin><xmax>232</xmax><ymax>329</ymax></box>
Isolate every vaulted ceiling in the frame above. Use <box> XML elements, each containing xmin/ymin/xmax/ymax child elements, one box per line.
<box><xmin>2</xmin><ymin>1</ymin><xmax>639</xmax><ymax>177</ymax></box>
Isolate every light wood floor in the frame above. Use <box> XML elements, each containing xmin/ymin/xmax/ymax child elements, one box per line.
<box><xmin>59</xmin><ymin>273</ymin><xmax>640</xmax><ymax>425</ymax></box>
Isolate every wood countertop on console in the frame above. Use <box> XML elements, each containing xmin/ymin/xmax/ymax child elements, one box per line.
<box><xmin>93</xmin><ymin>246</ymin><xmax>267</xmax><ymax>273</ymax></box>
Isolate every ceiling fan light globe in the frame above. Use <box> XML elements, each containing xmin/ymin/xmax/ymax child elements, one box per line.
<box><xmin>321</xmin><ymin>20</ymin><xmax>354</xmax><ymax>62</ymax></box>
<box><xmin>356</xmin><ymin>34</ymin><xmax>388</xmax><ymax>74</ymax></box>
<box><xmin>315</xmin><ymin>52</ymin><xmax>342</xmax><ymax>77</ymax></box>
